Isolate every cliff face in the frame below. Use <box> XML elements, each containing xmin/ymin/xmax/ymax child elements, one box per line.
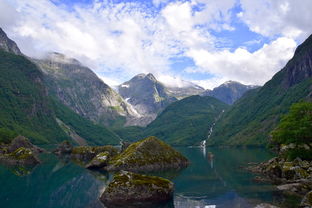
<box><xmin>0</xmin><ymin>28</ymin><xmax>22</xmax><ymax>56</ymax></box>
<box><xmin>35</xmin><ymin>52</ymin><xmax>141</xmax><ymax>127</ymax></box>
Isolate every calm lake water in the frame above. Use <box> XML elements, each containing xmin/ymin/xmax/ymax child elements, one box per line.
<box><xmin>0</xmin><ymin>147</ymin><xmax>287</xmax><ymax>208</ymax></box>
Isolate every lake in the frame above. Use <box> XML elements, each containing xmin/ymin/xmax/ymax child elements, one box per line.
<box><xmin>0</xmin><ymin>147</ymin><xmax>289</xmax><ymax>208</ymax></box>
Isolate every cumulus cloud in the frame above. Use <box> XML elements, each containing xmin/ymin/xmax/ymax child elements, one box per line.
<box><xmin>1</xmin><ymin>0</ymin><xmax>311</xmax><ymax>89</ymax></box>
<box><xmin>186</xmin><ymin>37</ymin><xmax>297</xmax><ymax>85</ymax></box>
<box><xmin>239</xmin><ymin>0</ymin><xmax>312</xmax><ymax>40</ymax></box>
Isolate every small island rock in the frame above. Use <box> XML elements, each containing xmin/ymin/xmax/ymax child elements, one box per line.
<box><xmin>106</xmin><ymin>136</ymin><xmax>189</xmax><ymax>172</ymax></box>
<box><xmin>100</xmin><ymin>171</ymin><xmax>174</xmax><ymax>207</ymax></box>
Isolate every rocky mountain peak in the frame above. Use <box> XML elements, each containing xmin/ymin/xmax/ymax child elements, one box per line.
<box><xmin>0</xmin><ymin>28</ymin><xmax>22</xmax><ymax>55</ymax></box>
<box><xmin>201</xmin><ymin>81</ymin><xmax>259</xmax><ymax>104</ymax></box>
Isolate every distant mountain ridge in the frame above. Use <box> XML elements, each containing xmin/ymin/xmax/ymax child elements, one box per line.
<box><xmin>201</xmin><ymin>81</ymin><xmax>259</xmax><ymax>104</ymax></box>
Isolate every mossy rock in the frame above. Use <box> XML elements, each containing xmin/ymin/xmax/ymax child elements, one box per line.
<box><xmin>300</xmin><ymin>190</ymin><xmax>312</xmax><ymax>207</ymax></box>
<box><xmin>53</xmin><ymin>140</ymin><xmax>73</xmax><ymax>154</ymax></box>
<box><xmin>0</xmin><ymin>147</ymin><xmax>40</xmax><ymax>166</ymax></box>
<box><xmin>282</xmin><ymin>162</ymin><xmax>296</xmax><ymax>180</ymax></box>
<box><xmin>106</xmin><ymin>136</ymin><xmax>189</xmax><ymax>172</ymax></box>
<box><xmin>71</xmin><ymin>145</ymin><xmax>118</xmax><ymax>162</ymax></box>
<box><xmin>85</xmin><ymin>151</ymin><xmax>110</xmax><ymax>169</ymax></box>
<box><xmin>100</xmin><ymin>171</ymin><xmax>174</xmax><ymax>207</ymax></box>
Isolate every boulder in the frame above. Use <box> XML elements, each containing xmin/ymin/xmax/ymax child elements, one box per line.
<box><xmin>71</xmin><ymin>145</ymin><xmax>118</xmax><ymax>162</ymax></box>
<box><xmin>53</xmin><ymin>140</ymin><xmax>73</xmax><ymax>155</ymax></box>
<box><xmin>300</xmin><ymin>190</ymin><xmax>312</xmax><ymax>208</ymax></box>
<box><xmin>106</xmin><ymin>136</ymin><xmax>189</xmax><ymax>172</ymax></box>
<box><xmin>0</xmin><ymin>147</ymin><xmax>40</xmax><ymax>166</ymax></box>
<box><xmin>8</xmin><ymin>136</ymin><xmax>44</xmax><ymax>154</ymax></box>
<box><xmin>85</xmin><ymin>151</ymin><xmax>110</xmax><ymax>169</ymax></box>
<box><xmin>100</xmin><ymin>171</ymin><xmax>174</xmax><ymax>207</ymax></box>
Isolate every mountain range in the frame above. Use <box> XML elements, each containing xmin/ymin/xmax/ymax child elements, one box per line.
<box><xmin>1</xmin><ymin>26</ymin><xmax>311</xmax><ymax>147</ymax></box>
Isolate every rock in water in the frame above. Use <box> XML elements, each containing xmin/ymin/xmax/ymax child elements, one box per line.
<box><xmin>53</xmin><ymin>140</ymin><xmax>73</xmax><ymax>155</ymax></box>
<box><xmin>100</xmin><ymin>171</ymin><xmax>174</xmax><ymax>207</ymax></box>
<box><xmin>8</xmin><ymin>136</ymin><xmax>44</xmax><ymax>154</ymax></box>
<box><xmin>0</xmin><ymin>147</ymin><xmax>40</xmax><ymax>166</ymax></box>
<box><xmin>71</xmin><ymin>145</ymin><xmax>118</xmax><ymax>163</ymax></box>
<box><xmin>106</xmin><ymin>136</ymin><xmax>189</xmax><ymax>172</ymax></box>
<box><xmin>85</xmin><ymin>151</ymin><xmax>110</xmax><ymax>169</ymax></box>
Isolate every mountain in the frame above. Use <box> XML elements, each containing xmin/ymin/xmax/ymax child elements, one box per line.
<box><xmin>0</xmin><ymin>28</ymin><xmax>22</xmax><ymax>56</ymax></box>
<box><xmin>114</xmin><ymin>95</ymin><xmax>229</xmax><ymax>146</ymax></box>
<box><xmin>0</xmin><ymin>28</ymin><xmax>120</xmax><ymax>145</ymax></box>
<box><xmin>34</xmin><ymin>52</ymin><xmax>141</xmax><ymax>128</ymax></box>
<box><xmin>208</xmin><ymin>34</ymin><xmax>312</xmax><ymax>146</ymax></box>
<box><xmin>162</xmin><ymin>79</ymin><xmax>205</xmax><ymax>99</ymax></box>
<box><xmin>118</xmin><ymin>73</ymin><xmax>177</xmax><ymax>126</ymax></box>
<box><xmin>201</xmin><ymin>81</ymin><xmax>259</xmax><ymax>104</ymax></box>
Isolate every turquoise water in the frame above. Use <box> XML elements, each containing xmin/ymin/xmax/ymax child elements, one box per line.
<box><xmin>0</xmin><ymin>147</ymin><xmax>283</xmax><ymax>208</ymax></box>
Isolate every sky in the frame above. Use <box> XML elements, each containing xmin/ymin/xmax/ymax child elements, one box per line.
<box><xmin>1</xmin><ymin>0</ymin><xmax>312</xmax><ymax>89</ymax></box>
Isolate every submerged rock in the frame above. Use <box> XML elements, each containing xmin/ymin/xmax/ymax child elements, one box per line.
<box><xmin>100</xmin><ymin>171</ymin><xmax>174</xmax><ymax>207</ymax></box>
<box><xmin>85</xmin><ymin>151</ymin><xmax>110</xmax><ymax>169</ymax></box>
<box><xmin>71</xmin><ymin>145</ymin><xmax>118</xmax><ymax>163</ymax></box>
<box><xmin>106</xmin><ymin>136</ymin><xmax>189</xmax><ymax>172</ymax></box>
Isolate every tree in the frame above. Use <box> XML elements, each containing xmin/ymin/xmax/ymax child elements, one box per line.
<box><xmin>272</xmin><ymin>102</ymin><xmax>312</xmax><ymax>145</ymax></box>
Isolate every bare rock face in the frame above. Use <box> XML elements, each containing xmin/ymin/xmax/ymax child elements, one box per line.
<box><xmin>100</xmin><ymin>171</ymin><xmax>174</xmax><ymax>207</ymax></box>
<box><xmin>106</xmin><ymin>136</ymin><xmax>189</xmax><ymax>172</ymax></box>
<box><xmin>0</xmin><ymin>28</ymin><xmax>22</xmax><ymax>55</ymax></box>
<box><xmin>118</xmin><ymin>73</ymin><xmax>177</xmax><ymax>126</ymax></box>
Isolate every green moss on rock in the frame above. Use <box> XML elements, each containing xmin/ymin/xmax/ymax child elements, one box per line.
<box><xmin>85</xmin><ymin>151</ymin><xmax>110</xmax><ymax>169</ymax></box>
<box><xmin>107</xmin><ymin>136</ymin><xmax>189</xmax><ymax>172</ymax></box>
<box><xmin>71</xmin><ymin>145</ymin><xmax>118</xmax><ymax>162</ymax></box>
<box><xmin>100</xmin><ymin>171</ymin><xmax>174</xmax><ymax>206</ymax></box>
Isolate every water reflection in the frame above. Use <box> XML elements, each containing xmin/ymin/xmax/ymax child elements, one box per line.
<box><xmin>0</xmin><ymin>147</ymin><xmax>279</xmax><ymax>208</ymax></box>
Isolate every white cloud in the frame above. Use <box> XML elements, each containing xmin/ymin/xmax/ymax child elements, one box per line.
<box><xmin>1</xmin><ymin>0</ymin><xmax>311</xmax><ymax>89</ymax></box>
<box><xmin>239</xmin><ymin>0</ymin><xmax>312</xmax><ymax>40</ymax></box>
<box><xmin>186</xmin><ymin>37</ymin><xmax>297</xmax><ymax>85</ymax></box>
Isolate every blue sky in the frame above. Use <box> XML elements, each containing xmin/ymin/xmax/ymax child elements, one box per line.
<box><xmin>1</xmin><ymin>0</ymin><xmax>312</xmax><ymax>88</ymax></box>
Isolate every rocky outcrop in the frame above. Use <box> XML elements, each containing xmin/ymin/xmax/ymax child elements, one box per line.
<box><xmin>106</xmin><ymin>136</ymin><xmax>189</xmax><ymax>172</ymax></box>
<box><xmin>0</xmin><ymin>28</ymin><xmax>22</xmax><ymax>55</ymax></box>
<box><xmin>71</xmin><ymin>145</ymin><xmax>118</xmax><ymax>163</ymax></box>
<box><xmin>0</xmin><ymin>136</ymin><xmax>41</xmax><ymax>166</ymax></box>
<box><xmin>100</xmin><ymin>171</ymin><xmax>174</xmax><ymax>207</ymax></box>
<box><xmin>85</xmin><ymin>151</ymin><xmax>110</xmax><ymax>169</ymax></box>
<box><xmin>201</xmin><ymin>81</ymin><xmax>259</xmax><ymax>104</ymax></box>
